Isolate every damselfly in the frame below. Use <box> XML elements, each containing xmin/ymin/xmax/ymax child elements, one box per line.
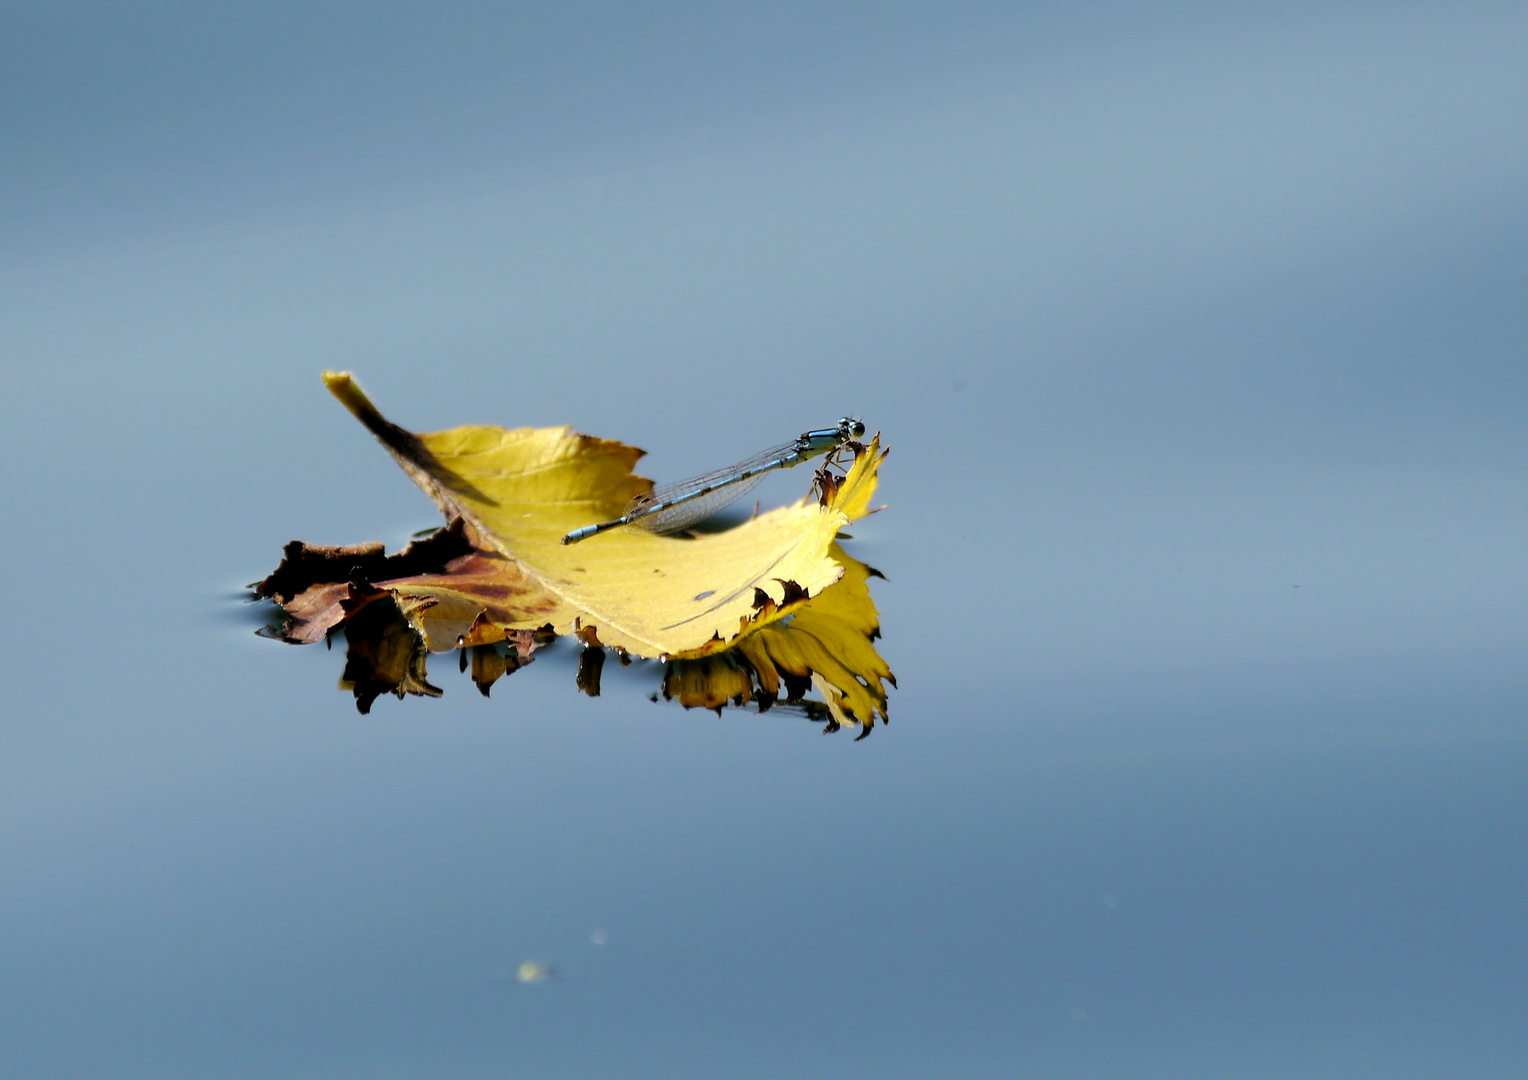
<box><xmin>561</xmin><ymin>417</ymin><xmax>867</xmax><ymax>544</ymax></box>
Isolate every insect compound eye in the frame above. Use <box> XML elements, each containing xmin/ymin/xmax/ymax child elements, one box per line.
<box><xmin>850</xmin><ymin>419</ymin><xmax>866</xmax><ymax>438</ymax></box>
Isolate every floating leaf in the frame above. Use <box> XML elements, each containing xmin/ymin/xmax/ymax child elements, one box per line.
<box><xmin>253</xmin><ymin>373</ymin><xmax>895</xmax><ymax>731</ymax></box>
<box><xmin>321</xmin><ymin>371</ymin><xmax>885</xmax><ymax>659</ymax></box>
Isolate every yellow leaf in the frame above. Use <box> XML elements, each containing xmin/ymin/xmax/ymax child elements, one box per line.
<box><xmin>322</xmin><ymin>372</ymin><xmax>886</xmax><ymax>659</ymax></box>
<box><xmin>660</xmin><ymin>546</ymin><xmax>894</xmax><ymax>735</ymax></box>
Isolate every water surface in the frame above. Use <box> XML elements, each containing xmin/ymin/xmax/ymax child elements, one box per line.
<box><xmin>3</xmin><ymin>3</ymin><xmax>1526</xmax><ymax>1077</ymax></box>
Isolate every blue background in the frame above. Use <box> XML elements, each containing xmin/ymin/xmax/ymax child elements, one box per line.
<box><xmin>2</xmin><ymin>3</ymin><xmax>1526</xmax><ymax>1076</ymax></box>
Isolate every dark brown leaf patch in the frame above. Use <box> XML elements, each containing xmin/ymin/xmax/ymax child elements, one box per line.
<box><xmin>253</xmin><ymin>520</ymin><xmax>474</xmax><ymax>604</ymax></box>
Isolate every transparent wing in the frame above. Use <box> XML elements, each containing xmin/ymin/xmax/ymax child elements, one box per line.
<box><xmin>563</xmin><ymin>424</ymin><xmax>853</xmax><ymax>544</ymax></box>
<box><xmin>634</xmin><ymin>472</ymin><xmax>768</xmax><ymax>534</ymax></box>
<box><xmin>623</xmin><ymin>437</ymin><xmax>810</xmax><ymax>533</ymax></box>
<box><xmin>645</xmin><ymin>439</ymin><xmax>804</xmax><ymax>506</ymax></box>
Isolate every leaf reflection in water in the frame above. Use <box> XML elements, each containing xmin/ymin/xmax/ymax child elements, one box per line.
<box><xmin>657</xmin><ymin>549</ymin><xmax>894</xmax><ymax>738</ymax></box>
<box><xmin>250</xmin><ymin>534</ymin><xmax>893</xmax><ymax>735</ymax></box>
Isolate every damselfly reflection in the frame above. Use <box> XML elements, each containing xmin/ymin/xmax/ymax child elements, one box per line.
<box><xmin>561</xmin><ymin>417</ymin><xmax>866</xmax><ymax>544</ymax></box>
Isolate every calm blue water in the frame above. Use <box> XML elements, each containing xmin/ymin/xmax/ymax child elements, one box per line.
<box><xmin>3</xmin><ymin>3</ymin><xmax>1526</xmax><ymax>1077</ymax></box>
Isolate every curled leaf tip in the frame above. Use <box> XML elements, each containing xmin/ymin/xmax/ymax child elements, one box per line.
<box><xmin>322</xmin><ymin>371</ymin><xmax>386</xmax><ymax>427</ymax></box>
